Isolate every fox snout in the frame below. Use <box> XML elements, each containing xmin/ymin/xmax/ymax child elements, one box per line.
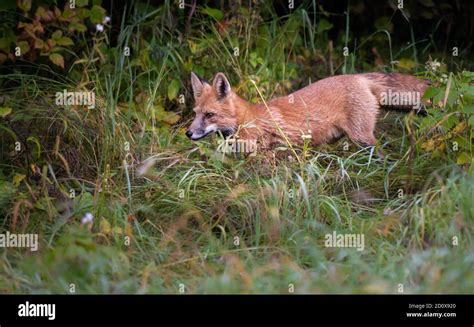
<box><xmin>185</xmin><ymin>126</ymin><xmax>205</xmax><ymax>140</ymax></box>
<box><xmin>186</xmin><ymin>122</ymin><xmax>219</xmax><ymax>140</ymax></box>
<box><xmin>186</xmin><ymin>111</ymin><xmax>218</xmax><ymax>140</ymax></box>
<box><xmin>185</xmin><ymin>125</ymin><xmax>203</xmax><ymax>140</ymax></box>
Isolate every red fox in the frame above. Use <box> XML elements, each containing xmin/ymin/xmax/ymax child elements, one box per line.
<box><xmin>186</xmin><ymin>72</ymin><xmax>429</xmax><ymax>150</ymax></box>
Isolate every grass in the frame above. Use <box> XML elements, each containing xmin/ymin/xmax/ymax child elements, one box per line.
<box><xmin>0</xmin><ymin>1</ymin><xmax>473</xmax><ymax>294</ymax></box>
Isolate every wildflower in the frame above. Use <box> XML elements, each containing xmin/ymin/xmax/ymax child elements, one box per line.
<box><xmin>96</xmin><ymin>24</ymin><xmax>104</xmax><ymax>32</ymax></box>
<box><xmin>440</xmin><ymin>73</ymin><xmax>448</xmax><ymax>84</ymax></box>
<box><xmin>425</xmin><ymin>58</ymin><xmax>441</xmax><ymax>72</ymax></box>
<box><xmin>81</xmin><ymin>212</ymin><xmax>93</xmax><ymax>224</ymax></box>
<box><xmin>301</xmin><ymin>129</ymin><xmax>312</xmax><ymax>140</ymax></box>
<box><xmin>103</xmin><ymin>16</ymin><xmax>111</xmax><ymax>24</ymax></box>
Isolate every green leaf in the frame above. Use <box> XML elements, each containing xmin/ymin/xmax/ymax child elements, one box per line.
<box><xmin>192</xmin><ymin>64</ymin><xmax>204</xmax><ymax>77</ymax></box>
<box><xmin>0</xmin><ymin>37</ymin><xmax>11</xmax><ymax>51</ymax></box>
<box><xmin>35</xmin><ymin>6</ymin><xmax>49</xmax><ymax>20</ymax></box>
<box><xmin>447</xmin><ymin>89</ymin><xmax>460</xmax><ymax>106</ymax></box>
<box><xmin>459</xmin><ymin>85</ymin><xmax>474</xmax><ymax>104</ymax></box>
<box><xmin>202</xmin><ymin>7</ymin><xmax>224</xmax><ymax>20</ymax></box>
<box><xmin>17</xmin><ymin>41</ymin><xmax>30</xmax><ymax>55</ymax></box>
<box><xmin>68</xmin><ymin>22</ymin><xmax>87</xmax><ymax>33</ymax></box>
<box><xmin>0</xmin><ymin>107</ymin><xmax>12</xmax><ymax>117</ymax></box>
<box><xmin>17</xmin><ymin>0</ymin><xmax>31</xmax><ymax>12</ymax></box>
<box><xmin>317</xmin><ymin>19</ymin><xmax>333</xmax><ymax>33</ymax></box>
<box><xmin>162</xmin><ymin>111</ymin><xmax>181</xmax><ymax>125</ymax></box>
<box><xmin>49</xmin><ymin>53</ymin><xmax>65</xmax><ymax>68</ymax></box>
<box><xmin>419</xmin><ymin>115</ymin><xmax>436</xmax><ymax>131</ymax></box>
<box><xmin>72</xmin><ymin>192</ymin><xmax>95</xmax><ymax>222</ymax></box>
<box><xmin>456</xmin><ymin>152</ymin><xmax>471</xmax><ymax>165</ymax></box>
<box><xmin>34</xmin><ymin>38</ymin><xmax>45</xmax><ymax>49</ymax></box>
<box><xmin>100</xmin><ymin>217</ymin><xmax>111</xmax><ymax>234</ymax></box>
<box><xmin>77</xmin><ymin>8</ymin><xmax>90</xmax><ymax>19</ymax></box>
<box><xmin>250</xmin><ymin>52</ymin><xmax>259</xmax><ymax>68</ymax></box>
<box><xmin>167</xmin><ymin>79</ymin><xmax>180</xmax><ymax>101</ymax></box>
<box><xmin>433</xmin><ymin>89</ymin><xmax>444</xmax><ymax>106</ymax></box>
<box><xmin>469</xmin><ymin>115</ymin><xmax>474</xmax><ymax>127</ymax></box>
<box><xmin>423</xmin><ymin>86</ymin><xmax>439</xmax><ymax>99</ymax></box>
<box><xmin>27</xmin><ymin>136</ymin><xmax>41</xmax><ymax>159</ymax></box>
<box><xmin>52</xmin><ymin>29</ymin><xmax>63</xmax><ymax>40</ymax></box>
<box><xmin>397</xmin><ymin>58</ymin><xmax>416</xmax><ymax>71</ymax></box>
<box><xmin>462</xmin><ymin>105</ymin><xmax>474</xmax><ymax>114</ymax></box>
<box><xmin>0</xmin><ymin>123</ymin><xmax>17</xmax><ymax>140</ymax></box>
<box><xmin>56</xmin><ymin>37</ymin><xmax>74</xmax><ymax>46</ymax></box>
<box><xmin>50</xmin><ymin>46</ymin><xmax>64</xmax><ymax>53</ymax></box>
<box><xmin>462</xmin><ymin>71</ymin><xmax>474</xmax><ymax>79</ymax></box>
<box><xmin>90</xmin><ymin>5</ymin><xmax>106</xmax><ymax>24</ymax></box>
<box><xmin>13</xmin><ymin>174</ymin><xmax>26</xmax><ymax>187</ymax></box>
<box><xmin>442</xmin><ymin>114</ymin><xmax>459</xmax><ymax>130</ymax></box>
<box><xmin>76</xmin><ymin>0</ymin><xmax>89</xmax><ymax>7</ymax></box>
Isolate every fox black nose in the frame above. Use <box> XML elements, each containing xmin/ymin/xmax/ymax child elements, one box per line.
<box><xmin>185</xmin><ymin>130</ymin><xmax>193</xmax><ymax>138</ymax></box>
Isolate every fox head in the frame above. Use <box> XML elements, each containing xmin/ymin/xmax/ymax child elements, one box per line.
<box><xmin>186</xmin><ymin>72</ymin><xmax>238</xmax><ymax>140</ymax></box>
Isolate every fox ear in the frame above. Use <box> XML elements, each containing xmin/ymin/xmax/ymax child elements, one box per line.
<box><xmin>213</xmin><ymin>72</ymin><xmax>231</xmax><ymax>99</ymax></box>
<box><xmin>190</xmin><ymin>72</ymin><xmax>208</xmax><ymax>100</ymax></box>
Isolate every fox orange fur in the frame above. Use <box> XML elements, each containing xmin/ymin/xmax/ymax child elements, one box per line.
<box><xmin>186</xmin><ymin>72</ymin><xmax>429</xmax><ymax>149</ymax></box>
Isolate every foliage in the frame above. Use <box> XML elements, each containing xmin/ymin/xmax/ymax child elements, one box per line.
<box><xmin>0</xmin><ymin>0</ymin><xmax>108</xmax><ymax>69</ymax></box>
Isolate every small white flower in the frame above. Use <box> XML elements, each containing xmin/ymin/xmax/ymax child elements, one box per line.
<box><xmin>301</xmin><ymin>130</ymin><xmax>312</xmax><ymax>140</ymax></box>
<box><xmin>425</xmin><ymin>59</ymin><xmax>441</xmax><ymax>72</ymax></box>
<box><xmin>439</xmin><ymin>73</ymin><xmax>448</xmax><ymax>84</ymax></box>
<box><xmin>96</xmin><ymin>24</ymin><xmax>104</xmax><ymax>32</ymax></box>
<box><xmin>103</xmin><ymin>16</ymin><xmax>111</xmax><ymax>24</ymax></box>
<box><xmin>81</xmin><ymin>212</ymin><xmax>93</xmax><ymax>224</ymax></box>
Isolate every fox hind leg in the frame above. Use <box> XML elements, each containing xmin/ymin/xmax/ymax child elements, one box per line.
<box><xmin>345</xmin><ymin>127</ymin><xmax>377</xmax><ymax>147</ymax></box>
<box><xmin>341</xmin><ymin>101</ymin><xmax>384</xmax><ymax>156</ymax></box>
<box><xmin>343</xmin><ymin>119</ymin><xmax>390</xmax><ymax>158</ymax></box>
<box><xmin>343</xmin><ymin>111</ymin><xmax>377</xmax><ymax>148</ymax></box>
<box><xmin>345</xmin><ymin>126</ymin><xmax>385</xmax><ymax>157</ymax></box>
<box><xmin>341</xmin><ymin>87</ymin><xmax>385</xmax><ymax>156</ymax></box>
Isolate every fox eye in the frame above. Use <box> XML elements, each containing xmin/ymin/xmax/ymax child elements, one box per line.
<box><xmin>204</xmin><ymin>112</ymin><xmax>215</xmax><ymax>119</ymax></box>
